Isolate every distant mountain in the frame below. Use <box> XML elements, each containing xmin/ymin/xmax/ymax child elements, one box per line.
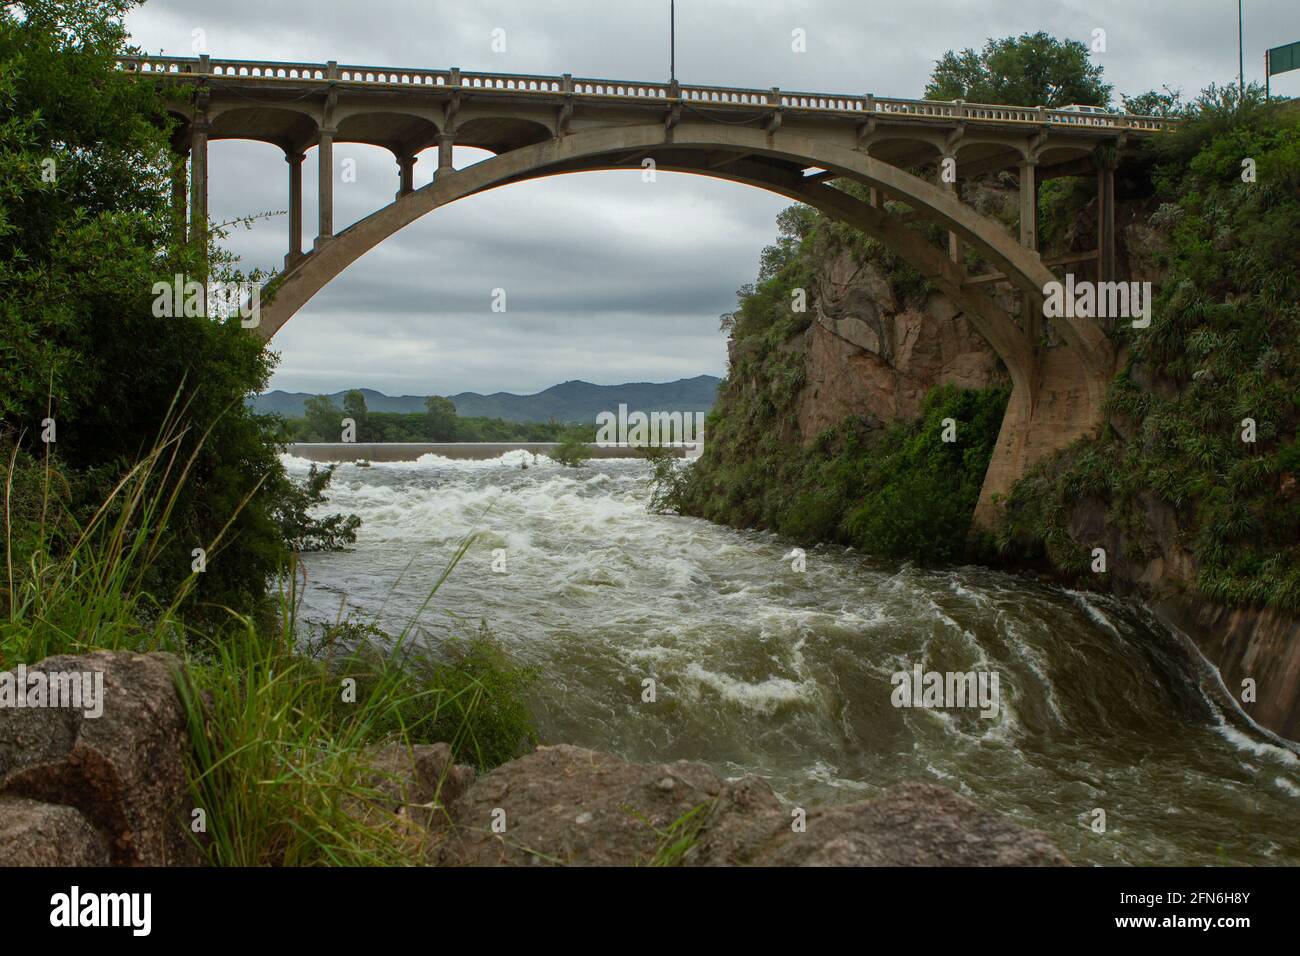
<box><xmin>249</xmin><ymin>375</ymin><xmax>723</xmax><ymax>424</ymax></box>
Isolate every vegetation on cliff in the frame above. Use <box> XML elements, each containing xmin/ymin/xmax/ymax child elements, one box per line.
<box><xmin>1000</xmin><ymin>87</ymin><xmax>1300</xmax><ymax>611</ymax></box>
<box><xmin>662</xmin><ymin>197</ymin><xmax>1007</xmax><ymax>562</ymax></box>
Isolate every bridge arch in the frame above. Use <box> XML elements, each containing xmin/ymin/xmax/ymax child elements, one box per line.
<box><xmin>257</xmin><ymin>121</ymin><xmax>1115</xmax><ymax>526</ymax></box>
<box><xmin>206</xmin><ymin>104</ymin><xmax>319</xmax><ymax>151</ymax></box>
<box><xmin>263</xmin><ymin>122</ymin><xmax>1109</xmax><ymax>374</ymax></box>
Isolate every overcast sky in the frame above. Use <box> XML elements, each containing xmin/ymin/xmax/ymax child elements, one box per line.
<box><xmin>124</xmin><ymin>0</ymin><xmax>1299</xmax><ymax>397</ymax></box>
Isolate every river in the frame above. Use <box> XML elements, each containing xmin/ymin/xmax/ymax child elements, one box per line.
<box><xmin>284</xmin><ymin>450</ymin><xmax>1300</xmax><ymax>866</ymax></box>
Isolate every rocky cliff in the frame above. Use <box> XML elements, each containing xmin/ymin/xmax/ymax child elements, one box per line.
<box><xmin>796</xmin><ymin>251</ymin><xmax>1006</xmax><ymax>439</ymax></box>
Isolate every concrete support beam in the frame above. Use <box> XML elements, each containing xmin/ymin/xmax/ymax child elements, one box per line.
<box><xmin>1097</xmin><ymin>163</ymin><xmax>1116</xmax><ymax>282</ymax></box>
<box><xmin>286</xmin><ymin>151</ymin><xmax>304</xmax><ymax>266</ymax></box>
<box><xmin>170</xmin><ymin>152</ymin><xmax>188</xmax><ymax>244</ymax></box>
<box><xmin>1018</xmin><ymin>160</ymin><xmax>1038</xmax><ymax>251</ymax></box>
<box><xmin>397</xmin><ymin>154</ymin><xmax>416</xmax><ymax>196</ymax></box>
<box><xmin>437</xmin><ymin>133</ymin><xmax>455</xmax><ymax>173</ymax></box>
<box><xmin>316</xmin><ymin>128</ymin><xmax>335</xmax><ymax>246</ymax></box>
<box><xmin>940</xmin><ymin>154</ymin><xmax>961</xmax><ymax>263</ymax></box>
<box><xmin>188</xmin><ymin>120</ymin><xmax>208</xmax><ymax>251</ymax></box>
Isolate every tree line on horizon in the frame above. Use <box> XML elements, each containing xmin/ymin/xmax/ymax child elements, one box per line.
<box><xmin>283</xmin><ymin>390</ymin><xmax>595</xmax><ymax>443</ymax></box>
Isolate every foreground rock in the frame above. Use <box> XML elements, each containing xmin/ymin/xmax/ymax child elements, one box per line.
<box><xmin>0</xmin><ymin>653</ymin><xmax>1067</xmax><ymax>866</ymax></box>
<box><xmin>434</xmin><ymin>744</ymin><xmax>1068</xmax><ymax>866</ymax></box>
<box><xmin>0</xmin><ymin>651</ymin><xmax>202</xmax><ymax>866</ymax></box>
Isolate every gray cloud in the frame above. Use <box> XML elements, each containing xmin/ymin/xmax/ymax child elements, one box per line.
<box><xmin>126</xmin><ymin>0</ymin><xmax>1300</xmax><ymax>395</ymax></box>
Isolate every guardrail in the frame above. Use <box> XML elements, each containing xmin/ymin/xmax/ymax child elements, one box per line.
<box><xmin>116</xmin><ymin>55</ymin><xmax>1179</xmax><ymax>131</ymax></box>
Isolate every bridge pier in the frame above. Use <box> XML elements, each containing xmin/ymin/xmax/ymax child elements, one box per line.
<box><xmin>169</xmin><ymin>152</ymin><xmax>187</xmax><ymax>244</ymax></box>
<box><xmin>437</xmin><ymin>133</ymin><xmax>455</xmax><ymax>174</ymax></box>
<box><xmin>316</xmin><ymin>128</ymin><xmax>335</xmax><ymax>246</ymax></box>
<box><xmin>1097</xmin><ymin>163</ymin><xmax>1116</xmax><ymax>282</ymax></box>
<box><xmin>1017</xmin><ymin>159</ymin><xmax>1038</xmax><ymax>251</ymax></box>
<box><xmin>188</xmin><ymin>118</ymin><xmax>208</xmax><ymax>255</ymax></box>
<box><xmin>285</xmin><ymin>151</ymin><xmax>304</xmax><ymax>265</ymax></box>
<box><xmin>397</xmin><ymin>155</ymin><xmax>416</xmax><ymax>196</ymax></box>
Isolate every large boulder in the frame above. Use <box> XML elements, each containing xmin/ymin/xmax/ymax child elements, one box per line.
<box><xmin>436</xmin><ymin>744</ymin><xmax>1068</xmax><ymax>867</ymax></box>
<box><xmin>0</xmin><ymin>651</ymin><xmax>202</xmax><ymax>866</ymax></box>
<box><xmin>436</xmin><ymin>744</ymin><xmax>729</xmax><ymax>866</ymax></box>
<box><xmin>0</xmin><ymin>796</ymin><xmax>112</xmax><ymax>865</ymax></box>
<box><xmin>351</xmin><ymin>742</ymin><xmax>477</xmax><ymax>834</ymax></box>
<box><xmin>697</xmin><ymin>782</ymin><xmax>1069</xmax><ymax>866</ymax></box>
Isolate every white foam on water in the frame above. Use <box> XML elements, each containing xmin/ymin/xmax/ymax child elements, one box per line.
<box><xmin>1273</xmin><ymin>776</ymin><xmax>1300</xmax><ymax>798</ymax></box>
<box><xmin>682</xmin><ymin>662</ymin><xmax>820</xmax><ymax>716</ymax></box>
<box><xmin>1211</xmin><ymin>709</ymin><xmax>1300</xmax><ymax>767</ymax></box>
<box><xmin>996</xmin><ymin>614</ymin><xmax>1065</xmax><ymax>724</ymax></box>
<box><xmin>1066</xmin><ymin>589</ymin><xmax>1122</xmax><ymax>637</ymax></box>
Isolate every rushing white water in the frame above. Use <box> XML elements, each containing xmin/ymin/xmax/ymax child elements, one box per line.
<box><xmin>285</xmin><ymin>451</ymin><xmax>1300</xmax><ymax>866</ymax></box>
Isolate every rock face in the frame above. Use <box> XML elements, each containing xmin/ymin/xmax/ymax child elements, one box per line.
<box><xmin>352</xmin><ymin>742</ymin><xmax>477</xmax><ymax>832</ymax></box>
<box><xmin>434</xmin><ymin>743</ymin><xmax>1068</xmax><ymax>867</ymax></box>
<box><xmin>795</xmin><ymin>252</ymin><xmax>1006</xmax><ymax>440</ymax></box>
<box><xmin>0</xmin><ymin>651</ymin><xmax>202</xmax><ymax>866</ymax></box>
<box><xmin>0</xmin><ymin>797</ymin><xmax>111</xmax><ymax>865</ymax></box>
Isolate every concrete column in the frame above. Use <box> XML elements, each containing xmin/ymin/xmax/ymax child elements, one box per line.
<box><xmin>940</xmin><ymin>154</ymin><xmax>961</xmax><ymax>263</ymax></box>
<box><xmin>1018</xmin><ymin>160</ymin><xmax>1038</xmax><ymax>250</ymax></box>
<box><xmin>316</xmin><ymin>128</ymin><xmax>335</xmax><ymax>246</ymax></box>
<box><xmin>170</xmin><ymin>152</ymin><xmax>188</xmax><ymax>244</ymax></box>
<box><xmin>286</xmin><ymin>151</ymin><xmax>304</xmax><ymax>265</ymax></box>
<box><xmin>1097</xmin><ymin>164</ymin><xmax>1116</xmax><ymax>282</ymax></box>
<box><xmin>437</xmin><ymin>133</ymin><xmax>455</xmax><ymax>173</ymax></box>
<box><xmin>189</xmin><ymin>120</ymin><xmax>208</xmax><ymax>249</ymax></box>
<box><xmin>397</xmin><ymin>154</ymin><xmax>416</xmax><ymax>196</ymax></box>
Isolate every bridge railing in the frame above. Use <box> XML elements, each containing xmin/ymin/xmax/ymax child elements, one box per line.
<box><xmin>115</xmin><ymin>55</ymin><xmax>1178</xmax><ymax>130</ymax></box>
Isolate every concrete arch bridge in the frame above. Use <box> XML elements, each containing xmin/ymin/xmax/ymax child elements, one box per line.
<box><xmin>121</xmin><ymin>55</ymin><xmax>1176</xmax><ymax>526</ymax></box>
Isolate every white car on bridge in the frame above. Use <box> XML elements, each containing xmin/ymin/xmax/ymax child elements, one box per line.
<box><xmin>1053</xmin><ymin>104</ymin><xmax>1116</xmax><ymax>125</ymax></box>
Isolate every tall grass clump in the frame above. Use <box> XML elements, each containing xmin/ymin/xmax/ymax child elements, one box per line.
<box><xmin>1</xmin><ymin>416</ymin><xmax>539</xmax><ymax>867</ymax></box>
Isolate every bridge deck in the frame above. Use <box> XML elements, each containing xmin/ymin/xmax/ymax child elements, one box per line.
<box><xmin>118</xmin><ymin>55</ymin><xmax>1176</xmax><ymax>133</ymax></box>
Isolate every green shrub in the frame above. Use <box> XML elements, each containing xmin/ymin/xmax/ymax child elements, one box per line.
<box><xmin>551</xmin><ymin>433</ymin><xmax>592</xmax><ymax>467</ymax></box>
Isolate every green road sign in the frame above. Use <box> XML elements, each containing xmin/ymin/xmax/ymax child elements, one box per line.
<box><xmin>1267</xmin><ymin>41</ymin><xmax>1300</xmax><ymax>76</ymax></box>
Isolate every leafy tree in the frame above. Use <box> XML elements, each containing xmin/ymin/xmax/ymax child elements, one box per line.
<box><xmin>424</xmin><ymin>395</ymin><xmax>458</xmax><ymax>440</ymax></box>
<box><xmin>551</xmin><ymin>433</ymin><xmax>591</xmax><ymax>467</ymax></box>
<box><xmin>274</xmin><ymin>464</ymin><xmax>360</xmax><ymax>551</ymax></box>
<box><xmin>341</xmin><ymin>389</ymin><xmax>368</xmax><ymax>438</ymax></box>
<box><xmin>302</xmin><ymin>395</ymin><xmax>343</xmax><ymax>441</ymax></box>
<box><xmin>1122</xmin><ymin>86</ymin><xmax>1188</xmax><ymax>117</ymax></box>
<box><xmin>925</xmin><ymin>32</ymin><xmax>1112</xmax><ymax>108</ymax></box>
<box><xmin>0</xmin><ymin>0</ymin><xmax>355</xmax><ymax>617</ymax></box>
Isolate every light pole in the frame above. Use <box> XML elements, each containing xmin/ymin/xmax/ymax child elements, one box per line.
<box><xmin>1238</xmin><ymin>0</ymin><xmax>1245</xmax><ymax>92</ymax></box>
<box><xmin>670</xmin><ymin>0</ymin><xmax>676</xmax><ymax>82</ymax></box>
